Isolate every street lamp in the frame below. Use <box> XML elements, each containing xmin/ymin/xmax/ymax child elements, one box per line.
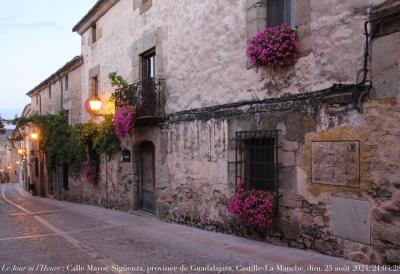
<box><xmin>18</xmin><ymin>149</ymin><xmax>25</xmax><ymax>154</ymax></box>
<box><xmin>16</xmin><ymin>161</ymin><xmax>20</xmax><ymax>165</ymax></box>
<box><xmin>31</xmin><ymin>131</ymin><xmax>39</xmax><ymax>141</ymax></box>
<box><xmin>87</xmin><ymin>96</ymin><xmax>103</xmax><ymax>114</ymax></box>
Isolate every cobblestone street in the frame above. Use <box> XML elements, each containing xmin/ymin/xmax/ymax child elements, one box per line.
<box><xmin>0</xmin><ymin>183</ymin><xmax>370</xmax><ymax>274</ymax></box>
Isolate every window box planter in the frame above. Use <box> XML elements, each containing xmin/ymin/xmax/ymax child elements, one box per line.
<box><xmin>247</xmin><ymin>24</ymin><xmax>299</xmax><ymax>69</ymax></box>
<box><xmin>228</xmin><ymin>181</ymin><xmax>274</xmax><ymax>229</ymax></box>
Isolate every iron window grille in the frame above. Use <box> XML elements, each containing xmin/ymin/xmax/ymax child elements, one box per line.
<box><xmin>235</xmin><ymin>130</ymin><xmax>279</xmax><ymax>197</ymax></box>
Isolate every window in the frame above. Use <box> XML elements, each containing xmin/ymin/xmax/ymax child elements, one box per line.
<box><xmin>64</xmin><ymin>75</ymin><xmax>69</xmax><ymax>91</ymax></box>
<box><xmin>91</xmin><ymin>24</ymin><xmax>97</xmax><ymax>43</ymax></box>
<box><xmin>62</xmin><ymin>164</ymin><xmax>69</xmax><ymax>190</ymax></box>
<box><xmin>91</xmin><ymin>76</ymin><xmax>99</xmax><ymax>96</ymax></box>
<box><xmin>268</xmin><ymin>0</ymin><xmax>295</xmax><ymax>28</ymax></box>
<box><xmin>36</xmin><ymin>95</ymin><xmax>39</xmax><ymax>104</ymax></box>
<box><xmin>48</xmin><ymin>86</ymin><xmax>51</xmax><ymax>99</ymax></box>
<box><xmin>235</xmin><ymin>130</ymin><xmax>279</xmax><ymax>193</ymax></box>
<box><xmin>39</xmin><ymin>95</ymin><xmax>42</xmax><ymax>114</ymax></box>
<box><xmin>142</xmin><ymin>50</ymin><xmax>156</xmax><ymax>80</ymax></box>
<box><xmin>141</xmin><ymin>50</ymin><xmax>157</xmax><ymax>115</ymax></box>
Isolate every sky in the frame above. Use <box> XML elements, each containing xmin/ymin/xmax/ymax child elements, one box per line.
<box><xmin>0</xmin><ymin>0</ymin><xmax>97</xmax><ymax>120</ymax></box>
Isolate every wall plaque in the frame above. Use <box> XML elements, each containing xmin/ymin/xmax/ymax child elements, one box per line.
<box><xmin>312</xmin><ymin>141</ymin><xmax>360</xmax><ymax>187</ymax></box>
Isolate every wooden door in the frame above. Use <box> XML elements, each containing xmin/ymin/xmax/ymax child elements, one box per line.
<box><xmin>140</xmin><ymin>142</ymin><xmax>156</xmax><ymax>213</ymax></box>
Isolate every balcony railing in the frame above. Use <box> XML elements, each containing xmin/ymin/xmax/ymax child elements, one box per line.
<box><xmin>114</xmin><ymin>78</ymin><xmax>166</xmax><ymax>119</ymax></box>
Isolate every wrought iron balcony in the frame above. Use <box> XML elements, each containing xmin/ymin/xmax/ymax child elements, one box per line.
<box><xmin>114</xmin><ymin>78</ymin><xmax>166</xmax><ymax>120</ymax></box>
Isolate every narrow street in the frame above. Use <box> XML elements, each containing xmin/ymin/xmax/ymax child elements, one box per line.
<box><xmin>0</xmin><ymin>183</ymin><xmax>365</xmax><ymax>274</ymax></box>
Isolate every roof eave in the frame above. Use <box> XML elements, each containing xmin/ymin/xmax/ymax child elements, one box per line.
<box><xmin>26</xmin><ymin>56</ymin><xmax>83</xmax><ymax>97</ymax></box>
<box><xmin>72</xmin><ymin>0</ymin><xmax>119</xmax><ymax>34</ymax></box>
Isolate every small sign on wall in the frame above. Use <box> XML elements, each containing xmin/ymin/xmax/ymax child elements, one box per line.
<box><xmin>121</xmin><ymin>149</ymin><xmax>131</xmax><ymax>162</ymax></box>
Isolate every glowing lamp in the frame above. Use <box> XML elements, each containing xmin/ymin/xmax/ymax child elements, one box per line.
<box><xmin>31</xmin><ymin>132</ymin><xmax>39</xmax><ymax>141</ymax></box>
<box><xmin>7</xmin><ymin>166</ymin><xmax>11</xmax><ymax>170</ymax></box>
<box><xmin>16</xmin><ymin>161</ymin><xmax>20</xmax><ymax>165</ymax></box>
<box><xmin>87</xmin><ymin>96</ymin><xmax>103</xmax><ymax>114</ymax></box>
<box><xmin>18</xmin><ymin>149</ymin><xmax>25</xmax><ymax>154</ymax></box>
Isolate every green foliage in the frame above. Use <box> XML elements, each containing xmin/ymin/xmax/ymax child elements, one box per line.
<box><xmin>71</xmin><ymin>121</ymin><xmax>98</xmax><ymax>145</ymax></box>
<box><xmin>42</xmin><ymin>112</ymin><xmax>86</xmax><ymax>171</ymax></box>
<box><xmin>8</xmin><ymin>111</ymin><xmax>86</xmax><ymax>171</ymax></box>
<box><xmin>108</xmin><ymin>72</ymin><xmax>129</xmax><ymax>104</ymax></box>
<box><xmin>6</xmin><ymin>74</ymin><xmax>125</xmax><ymax>174</ymax></box>
<box><xmin>10</xmin><ymin>111</ymin><xmax>121</xmax><ymax>173</ymax></box>
<box><xmin>92</xmin><ymin>115</ymin><xmax>120</xmax><ymax>156</ymax></box>
<box><xmin>108</xmin><ymin>72</ymin><xmax>129</xmax><ymax>89</ymax></box>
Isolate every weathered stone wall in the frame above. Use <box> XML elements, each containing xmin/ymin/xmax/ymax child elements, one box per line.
<box><xmin>156</xmin><ymin>92</ymin><xmax>399</xmax><ymax>264</ymax></box>
<box><xmin>62</xmin><ymin>154</ymin><xmax>126</xmax><ymax>209</ymax></box>
<box><xmin>161</xmin><ymin>119</ymin><xmax>229</xmax><ymax>224</ymax></box>
<box><xmin>70</xmin><ymin>0</ymin><xmax>400</xmax><ymax>265</ymax></box>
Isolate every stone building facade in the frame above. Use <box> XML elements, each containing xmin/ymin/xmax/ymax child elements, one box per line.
<box><xmin>18</xmin><ymin>104</ymin><xmax>32</xmax><ymax>191</ymax></box>
<box><xmin>25</xmin><ymin>0</ymin><xmax>400</xmax><ymax>265</ymax></box>
<box><xmin>26</xmin><ymin>56</ymin><xmax>83</xmax><ymax>197</ymax></box>
<box><xmin>0</xmin><ymin>129</ymin><xmax>19</xmax><ymax>183</ymax></box>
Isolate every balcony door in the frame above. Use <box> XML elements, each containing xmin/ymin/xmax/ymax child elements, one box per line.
<box><xmin>141</xmin><ymin>50</ymin><xmax>156</xmax><ymax>116</ymax></box>
<box><xmin>142</xmin><ymin>50</ymin><xmax>155</xmax><ymax>80</ymax></box>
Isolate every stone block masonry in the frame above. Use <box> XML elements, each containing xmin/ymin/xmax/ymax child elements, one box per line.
<box><xmin>57</xmin><ymin>0</ymin><xmax>400</xmax><ymax>266</ymax></box>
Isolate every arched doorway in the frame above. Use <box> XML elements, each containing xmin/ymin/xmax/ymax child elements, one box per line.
<box><xmin>140</xmin><ymin>141</ymin><xmax>156</xmax><ymax>213</ymax></box>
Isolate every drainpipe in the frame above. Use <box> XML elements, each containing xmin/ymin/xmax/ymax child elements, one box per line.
<box><xmin>55</xmin><ymin>73</ymin><xmax>63</xmax><ymax>110</ymax></box>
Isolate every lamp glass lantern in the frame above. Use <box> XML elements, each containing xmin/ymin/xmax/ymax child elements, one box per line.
<box><xmin>31</xmin><ymin>132</ymin><xmax>39</xmax><ymax>141</ymax></box>
<box><xmin>88</xmin><ymin>96</ymin><xmax>103</xmax><ymax>114</ymax></box>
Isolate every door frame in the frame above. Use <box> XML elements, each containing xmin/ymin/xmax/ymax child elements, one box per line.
<box><xmin>139</xmin><ymin>141</ymin><xmax>156</xmax><ymax>213</ymax></box>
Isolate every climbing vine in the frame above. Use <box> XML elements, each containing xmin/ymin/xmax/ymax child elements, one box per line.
<box><xmin>7</xmin><ymin>111</ymin><xmax>120</xmax><ymax>174</ymax></box>
<box><xmin>92</xmin><ymin>115</ymin><xmax>121</xmax><ymax>156</ymax></box>
<box><xmin>8</xmin><ymin>111</ymin><xmax>87</xmax><ymax>171</ymax></box>
<box><xmin>0</xmin><ymin>72</ymin><xmax>127</xmax><ymax>182</ymax></box>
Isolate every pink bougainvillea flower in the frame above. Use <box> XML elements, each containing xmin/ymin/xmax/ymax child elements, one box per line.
<box><xmin>114</xmin><ymin>104</ymin><xmax>135</xmax><ymax>139</ymax></box>
<box><xmin>247</xmin><ymin>24</ymin><xmax>298</xmax><ymax>68</ymax></box>
<box><xmin>228</xmin><ymin>181</ymin><xmax>273</xmax><ymax>229</ymax></box>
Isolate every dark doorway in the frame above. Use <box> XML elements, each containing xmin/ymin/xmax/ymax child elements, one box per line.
<box><xmin>62</xmin><ymin>164</ymin><xmax>69</xmax><ymax>191</ymax></box>
<box><xmin>48</xmin><ymin>170</ymin><xmax>54</xmax><ymax>196</ymax></box>
<box><xmin>140</xmin><ymin>141</ymin><xmax>156</xmax><ymax>213</ymax></box>
<box><xmin>39</xmin><ymin>161</ymin><xmax>46</xmax><ymax>197</ymax></box>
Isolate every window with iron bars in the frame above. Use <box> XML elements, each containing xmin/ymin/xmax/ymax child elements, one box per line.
<box><xmin>235</xmin><ymin>130</ymin><xmax>279</xmax><ymax>194</ymax></box>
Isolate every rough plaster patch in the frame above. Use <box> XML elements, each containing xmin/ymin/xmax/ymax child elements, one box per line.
<box><xmin>312</xmin><ymin>141</ymin><xmax>360</xmax><ymax>187</ymax></box>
